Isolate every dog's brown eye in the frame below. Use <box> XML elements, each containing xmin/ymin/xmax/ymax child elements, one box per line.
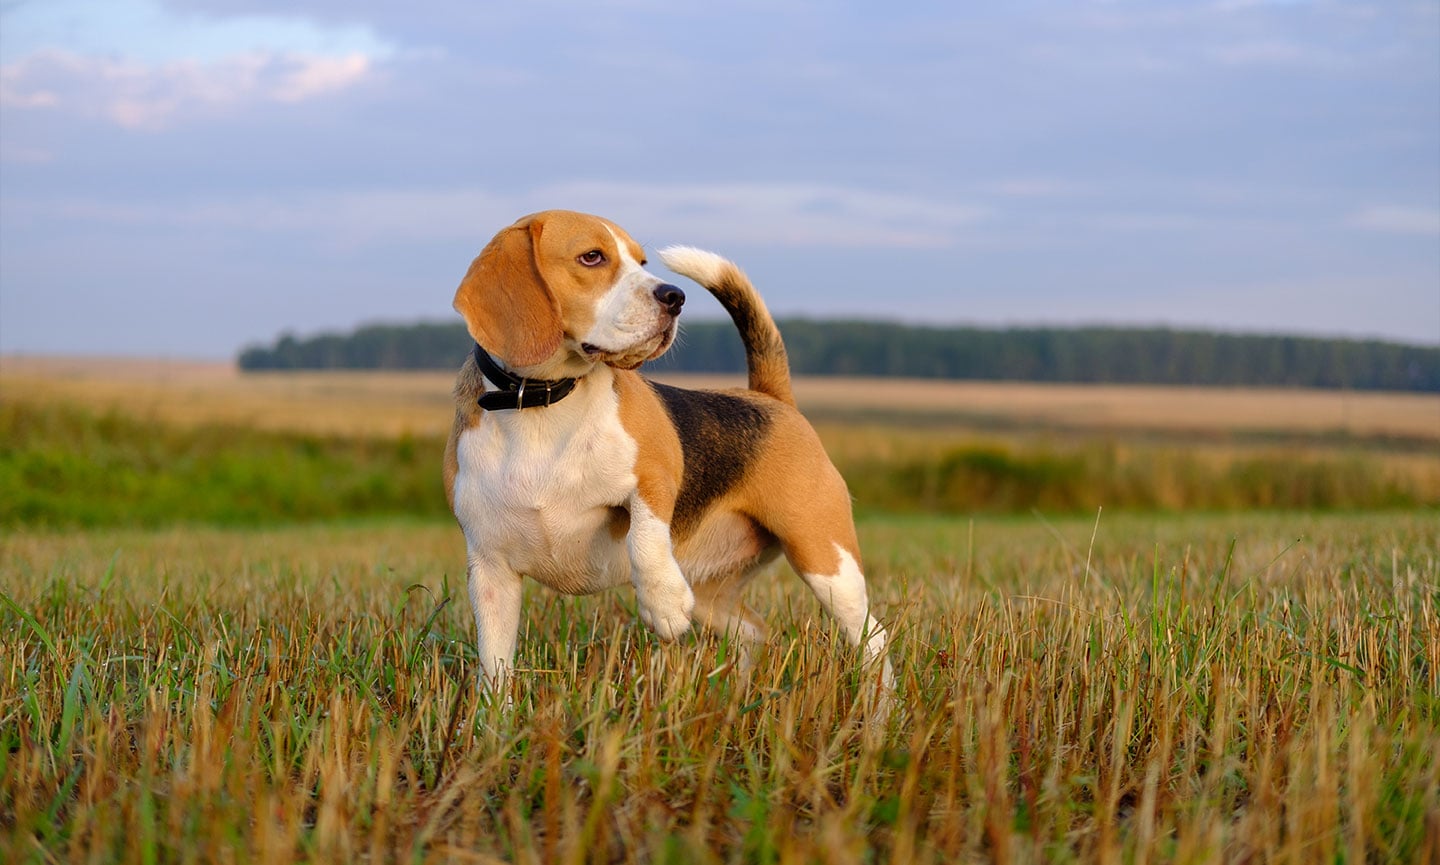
<box><xmin>578</xmin><ymin>249</ymin><xmax>606</xmax><ymax>267</ymax></box>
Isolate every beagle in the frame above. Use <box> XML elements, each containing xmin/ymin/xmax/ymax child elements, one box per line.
<box><xmin>443</xmin><ymin>210</ymin><xmax>893</xmax><ymax>696</ymax></box>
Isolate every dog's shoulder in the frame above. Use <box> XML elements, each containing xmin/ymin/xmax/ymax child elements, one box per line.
<box><xmin>451</xmin><ymin>352</ymin><xmax>486</xmax><ymax>413</ymax></box>
<box><xmin>444</xmin><ymin>353</ymin><xmax>487</xmax><ymax>508</ymax></box>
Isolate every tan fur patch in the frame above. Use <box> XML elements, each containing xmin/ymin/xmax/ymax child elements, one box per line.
<box><xmin>725</xmin><ymin>402</ymin><xmax>860</xmax><ymax>575</ymax></box>
<box><xmin>611</xmin><ymin>369</ymin><xmax>684</xmax><ymax>522</ymax></box>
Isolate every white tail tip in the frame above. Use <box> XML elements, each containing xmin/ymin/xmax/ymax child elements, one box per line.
<box><xmin>658</xmin><ymin>245</ymin><xmax>731</xmax><ymax>287</ymax></box>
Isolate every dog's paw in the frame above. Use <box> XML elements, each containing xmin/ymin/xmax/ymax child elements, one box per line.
<box><xmin>635</xmin><ymin>577</ymin><xmax>695</xmax><ymax>641</ymax></box>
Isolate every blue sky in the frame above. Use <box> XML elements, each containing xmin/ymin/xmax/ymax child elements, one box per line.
<box><xmin>1</xmin><ymin>0</ymin><xmax>1437</xmax><ymax>358</ymax></box>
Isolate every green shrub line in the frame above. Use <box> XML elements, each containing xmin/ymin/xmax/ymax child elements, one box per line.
<box><xmin>1</xmin><ymin>400</ymin><xmax>1433</xmax><ymax>530</ymax></box>
<box><xmin>0</xmin><ymin>402</ymin><xmax>444</xmax><ymax>529</ymax></box>
<box><xmin>846</xmin><ymin>442</ymin><xmax>1430</xmax><ymax>514</ymax></box>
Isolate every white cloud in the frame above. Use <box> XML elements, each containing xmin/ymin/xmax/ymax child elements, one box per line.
<box><xmin>553</xmin><ymin>181</ymin><xmax>987</xmax><ymax>248</ymax></box>
<box><xmin>1210</xmin><ymin>0</ymin><xmax>1324</xmax><ymax>12</ymax></box>
<box><xmin>1348</xmin><ymin>205</ymin><xmax>1440</xmax><ymax>236</ymax></box>
<box><xmin>6</xmin><ymin>181</ymin><xmax>989</xmax><ymax>250</ymax></box>
<box><xmin>0</xmin><ymin>144</ymin><xmax>54</xmax><ymax>164</ymax></box>
<box><xmin>267</xmin><ymin>53</ymin><xmax>371</xmax><ymax>102</ymax></box>
<box><xmin>0</xmin><ymin>48</ymin><xmax>373</xmax><ymax>128</ymax></box>
<box><xmin>0</xmin><ymin>0</ymin><xmax>391</xmax><ymax>65</ymax></box>
<box><xmin>1208</xmin><ymin>40</ymin><xmax>1309</xmax><ymax>67</ymax></box>
<box><xmin>0</xmin><ymin>84</ymin><xmax>58</xmax><ymax>108</ymax></box>
<box><xmin>984</xmin><ymin>178</ymin><xmax>1093</xmax><ymax>198</ymax></box>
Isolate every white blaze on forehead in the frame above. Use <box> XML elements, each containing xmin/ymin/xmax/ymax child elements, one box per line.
<box><xmin>606</xmin><ymin>226</ymin><xmax>644</xmax><ymax>274</ymax></box>
<box><xmin>582</xmin><ymin>227</ymin><xmax>666</xmax><ymax>354</ymax></box>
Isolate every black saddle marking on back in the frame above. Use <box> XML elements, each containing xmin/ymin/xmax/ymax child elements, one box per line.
<box><xmin>648</xmin><ymin>382</ymin><xmax>772</xmax><ymax>535</ymax></box>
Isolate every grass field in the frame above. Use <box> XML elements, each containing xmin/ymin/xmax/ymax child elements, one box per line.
<box><xmin>2</xmin><ymin>358</ymin><xmax>1438</xmax><ymax>862</ymax></box>
<box><xmin>3</xmin><ymin>513</ymin><xmax>1437</xmax><ymax>863</ymax></box>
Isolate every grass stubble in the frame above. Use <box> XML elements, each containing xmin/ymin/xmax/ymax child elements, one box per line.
<box><xmin>2</xmin><ymin>512</ymin><xmax>1437</xmax><ymax>863</ymax></box>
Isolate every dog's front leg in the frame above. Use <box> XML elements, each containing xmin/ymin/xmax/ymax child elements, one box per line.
<box><xmin>465</xmin><ymin>547</ymin><xmax>524</xmax><ymax>692</ymax></box>
<box><xmin>626</xmin><ymin>495</ymin><xmax>695</xmax><ymax>640</ymax></box>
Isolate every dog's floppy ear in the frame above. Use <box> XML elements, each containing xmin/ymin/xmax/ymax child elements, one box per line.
<box><xmin>453</xmin><ymin>219</ymin><xmax>563</xmax><ymax>368</ymax></box>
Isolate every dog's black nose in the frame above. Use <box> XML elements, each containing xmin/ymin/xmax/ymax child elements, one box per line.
<box><xmin>653</xmin><ymin>283</ymin><xmax>685</xmax><ymax>315</ymax></box>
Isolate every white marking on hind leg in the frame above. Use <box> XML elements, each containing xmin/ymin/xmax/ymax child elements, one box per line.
<box><xmin>800</xmin><ymin>544</ymin><xmax>896</xmax><ymax>691</ymax></box>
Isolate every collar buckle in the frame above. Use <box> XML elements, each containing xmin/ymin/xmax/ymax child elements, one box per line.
<box><xmin>472</xmin><ymin>343</ymin><xmax>578</xmax><ymax>412</ymax></box>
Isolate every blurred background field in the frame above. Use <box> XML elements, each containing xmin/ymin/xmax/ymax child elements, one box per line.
<box><xmin>6</xmin><ymin>355</ymin><xmax>1435</xmax><ymax>440</ymax></box>
<box><xmin>2</xmin><ymin>356</ymin><xmax>1436</xmax><ymax>529</ymax></box>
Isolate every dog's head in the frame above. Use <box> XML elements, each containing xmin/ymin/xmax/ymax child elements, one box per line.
<box><xmin>453</xmin><ymin>210</ymin><xmax>684</xmax><ymax>376</ymax></box>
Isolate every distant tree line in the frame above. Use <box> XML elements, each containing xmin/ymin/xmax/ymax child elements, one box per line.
<box><xmin>238</xmin><ymin>319</ymin><xmax>1440</xmax><ymax>392</ymax></box>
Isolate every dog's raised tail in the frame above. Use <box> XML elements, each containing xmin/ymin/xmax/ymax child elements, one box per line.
<box><xmin>659</xmin><ymin>246</ymin><xmax>795</xmax><ymax>407</ymax></box>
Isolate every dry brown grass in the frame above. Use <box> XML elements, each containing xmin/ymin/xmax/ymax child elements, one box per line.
<box><xmin>2</xmin><ymin>512</ymin><xmax>1437</xmax><ymax>862</ymax></box>
<box><xmin>680</xmin><ymin>374</ymin><xmax>1440</xmax><ymax>444</ymax></box>
<box><xmin>4</xmin><ymin>355</ymin><xmax>1435</xmax><ymax>443</ymax></box>
<box><xmin>0</xmin><ymin>356</ymin><xmax>455</xmax><ymax>438</ymax></box>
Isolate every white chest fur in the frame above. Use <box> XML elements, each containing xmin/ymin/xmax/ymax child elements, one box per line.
<box><xmin>452</xmin><ymin>368</ymin><xmax>639</xmax><ymax>593</ymax></box>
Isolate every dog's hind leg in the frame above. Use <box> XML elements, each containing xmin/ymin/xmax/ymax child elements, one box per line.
<box><xmin>691</xmin><ymin>573</ymin><xmax>769</xmax><ymax>672</ymax></box>
<box><xmin>783</xmin><ymin>535</ymin><xmax>894</xmax><ymax>692</ymax></box>
<box><xmin>759</xmin><ymin>459</ymin><xmax>895</xmax><ymax>695</ymax></box>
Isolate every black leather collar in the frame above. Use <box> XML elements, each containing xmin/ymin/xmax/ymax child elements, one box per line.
<box><xmin>472</xmin><ymin>344</ymin><xmax>579</xmax><ymax>411</ymax></box>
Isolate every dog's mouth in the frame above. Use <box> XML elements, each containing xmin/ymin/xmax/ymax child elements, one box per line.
<box><xmin>645</xmin><ymin>322</ymin><xmax>678</xmax><ymax>359</ymax></box>
<box><xmin>581</xmin><ymin>322</ymin><xmax>677</xmax><ymax>371</ymax></box>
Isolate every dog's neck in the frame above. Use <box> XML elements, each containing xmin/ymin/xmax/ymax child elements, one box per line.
<box><xmin>472</xmin><ymin>344</ymin><xmax>582</xmax><ymax>411</ymax></box>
